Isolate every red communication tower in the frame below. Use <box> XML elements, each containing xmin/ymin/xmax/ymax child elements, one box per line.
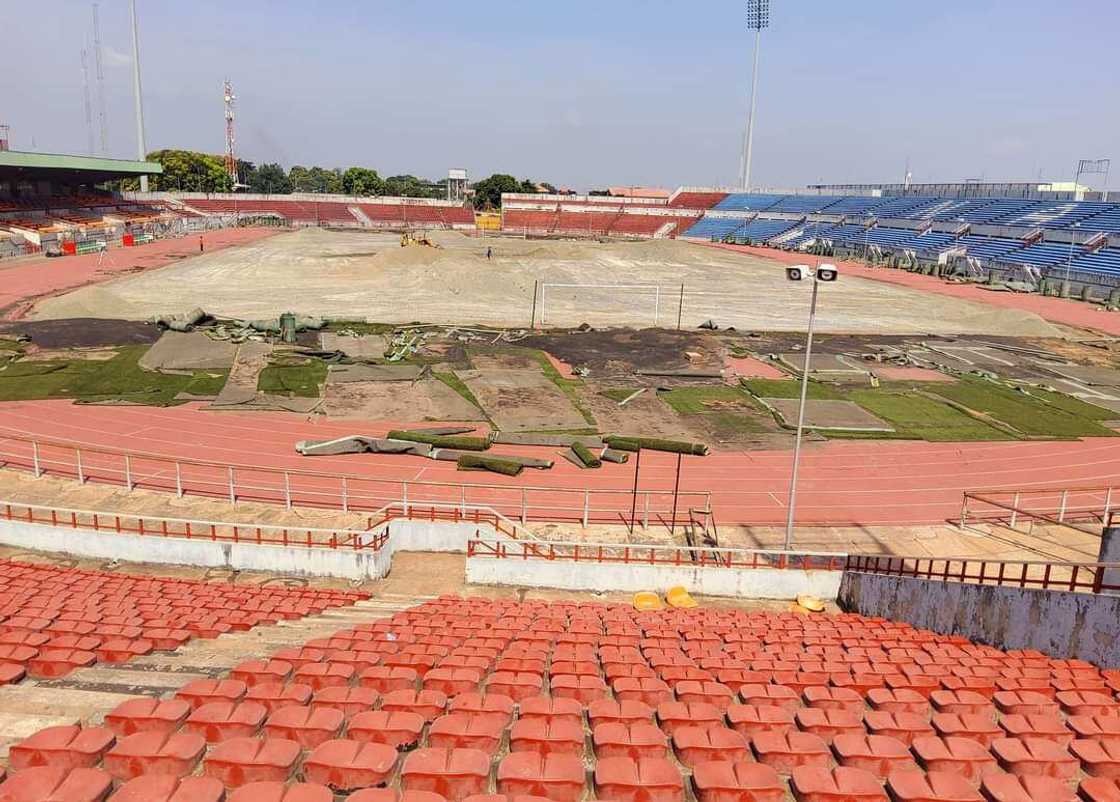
<box><xmin>223</xmin><ymin>80</ymin><xmax>237</xmax><ymax>184</ymax></box>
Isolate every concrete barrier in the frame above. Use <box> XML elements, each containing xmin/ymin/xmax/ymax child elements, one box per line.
<box><xmin>466</xmin><ymin>554</ymin><xmax>843</xmax><ymax>600</ymax></box>
<box><xmin>839</xmin><ymin>571</ymin><xmax>1120</xmax><ymax>668</ymax></box>
<box><xmin>0</xmin><ymin>518</ymin><xmax>390</xmax><ymax>581</ymax></box>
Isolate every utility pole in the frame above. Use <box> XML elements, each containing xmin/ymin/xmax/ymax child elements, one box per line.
<box><xmin>92</xmin><ymin>3</ymin><xmax>108</xmax><ymax>155</ymax></box>
<box><xmin>224</xmin><ymin>80</ymin><xmax>239</xmax><ymax>187</ymax></box>
<box><xmin>739</xmin><ymin>0</ymin><xmax>771</xmax><ymax>190</ymax></box>
<box><xmin>81</xmin><ymin>45</ymin><xmax>95</xmax><ymax>155</ymax></box>
<box><xmin>130</xmin><ymin>0</ymin><xmax>149</xmax><ymax>191</ymax></box>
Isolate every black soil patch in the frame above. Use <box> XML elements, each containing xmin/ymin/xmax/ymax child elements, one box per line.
<box><xmin>0</xmin><ymin>319</ymin><xmax>162</xmax><ymax>349</ymax></box>
<box><xmin>522</xmin><ymin>329</ymin><xmax>721</xmax><ymax>374</ymax></box>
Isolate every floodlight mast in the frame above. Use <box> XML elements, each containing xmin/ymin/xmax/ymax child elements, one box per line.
<box><xmin>738</xmin><ymin>0</ymin><xmax>770</xmax><ymax>191</ymax></box>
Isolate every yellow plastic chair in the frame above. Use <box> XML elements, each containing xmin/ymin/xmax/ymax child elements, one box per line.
<box><xmin>632</xmin><ymin>591</ymin><xmax>662</xmax><ymax>611</ymax></box>
<box><xmin>665</xmin><ymin>586</ymin><xmax>698</xmax><ymax>609</ymax></box>
<box><xmin>796</xmin><ymin>594</ymin><xmax>825</xmax><ymax>612</ymax></box>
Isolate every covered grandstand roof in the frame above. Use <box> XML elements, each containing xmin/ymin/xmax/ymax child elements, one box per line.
<box><xmin>0</xmin><ymin>150</ymin><xmax>162</xmax><ymax>184</ymax></box>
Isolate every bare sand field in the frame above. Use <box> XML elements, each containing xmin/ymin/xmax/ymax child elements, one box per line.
<box><xmin>31</xmin><ymin>228</ymin><xmax>1061</xmax><ymax>336</ymax></box>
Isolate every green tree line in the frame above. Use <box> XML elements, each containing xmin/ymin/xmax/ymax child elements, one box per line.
<box><xmin>118</xmin><ymin>149</ymin><xmax>560</xmax><ymax>208</ymax></box>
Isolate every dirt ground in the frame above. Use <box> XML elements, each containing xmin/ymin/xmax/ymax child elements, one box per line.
<box><xmin>320</xmin><ymin>377</ymin><xmax>484</xmax><ymax>421</ymax></box>
<box><xmin>30</xmin><ymin>228</ymin><xmax>1064</xmax><ymax>336</ymax></box>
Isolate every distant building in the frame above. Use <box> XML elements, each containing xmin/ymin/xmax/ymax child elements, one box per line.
<box><xmin>607</xmin><ymin>186</ymin><xmax>671</xmax><ymax>199</ymax></box>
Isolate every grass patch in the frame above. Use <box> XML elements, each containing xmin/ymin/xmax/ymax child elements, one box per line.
<box><xmin>846</xmin><ymin>387</ymin><xmax>1015</xmax><ymax>442</ymax></box>
<box><xmin>928</xmin><ymin>376</ymin><xmax>1117</xmax><ymax>439</ymax></box>
<box><xmin>322</xmin><ymin>320</ymin><xmax>397</xmax><ymax>335</ymax></box>
<box><xmin>658</xmin><ymin>386</ymin><xmax>768</xmax><ymax>436</ymax></box>
<box><xmin>740</xmin><ymin>378</ymin><xmax>843</xmax><ymax>400</ymax></box>
<box><xmin>534</xmin><ymin>350</ymin><xmax>596</xmax><ymax>426</ymax></box>
<box><xmin>0</xmin><ymin>345</ymin><xmax>228</xmax><ymax>405</ymax></box>
<box><xmin>601</xmin><ymin>387</ymin><xmax>642</xmax><ymax>403</ymax></box>
<box><xmin>433</xmin><ymin>371</ymin><xmax>484</xmax><ymax>410</ymax></box>
<box><xmin>257</xmin><ymin>358</ymin><xmax>326</xmax><ymax>398</ymax></box>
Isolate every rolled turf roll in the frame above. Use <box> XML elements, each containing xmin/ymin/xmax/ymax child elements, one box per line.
<box><xmin>387</xmin><ymin>430</ymin><xmax>490</xmax><ymax>451</ymax></box>
<box><xmin>456</xmin><ymin>453</ymin><xmax>524</xmax><ymax>476</ymax></box>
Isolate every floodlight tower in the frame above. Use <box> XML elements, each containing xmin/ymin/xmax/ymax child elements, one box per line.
<box><xmin>224</xmin><ymin>80</ymin><xmax>238</xmax><ymax>186</ymax></box>
<box><xmin>130</xmin><ymin>0</ymin><xmax>149</xmax><ymax>191</ymax></box>
<box><xmin>92</xmin><ymin>3</ymin><xmax>108</xmax><ymax>156</ymax></box>
<box><xmin>738</xmin><ymin>0</ymin><xmax>770</xmax><ymax>191</ymax></box>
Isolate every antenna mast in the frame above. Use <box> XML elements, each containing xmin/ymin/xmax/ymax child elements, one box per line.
<box><xmin>92</xmin><ymin>3</ymin><xmax>108</xmax><ymax>155</ymax></box>
<box><xmin>81</xmin><ymin>45</ymin><xmax>95</xmax><ymax>155</ymax></box>
<box><xmin>224</xmin><ymin>80</ymin><xmax>238</xmax><ymax>186</ymax></box>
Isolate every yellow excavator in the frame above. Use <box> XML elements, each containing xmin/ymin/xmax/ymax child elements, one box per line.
<box><xmin>400</xmin><ymin>230</ymin><xmax>439</xmax><ymax>248</ymax></box>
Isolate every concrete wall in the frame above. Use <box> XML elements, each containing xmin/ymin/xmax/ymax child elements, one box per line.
<box><xmin>839</xmin><ymin>571</ymin><xmax>1120</xmax><ymax>668</ymax></box>
<box><xmin>386</xmin><ymin>520</ymin><xmax>481</xmax><ymax>554</ymax></box>
<box><xmin>466</xmin><ymin>556</ymin><xmax>842</xmax><ymax>600</ymax></box>
<box><xmin>0</xmin><ymin>519</ymin><xmax>390</xmax><ymax>581</ymax></box>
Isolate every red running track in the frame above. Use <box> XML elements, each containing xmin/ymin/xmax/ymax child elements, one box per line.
<box><xmin>0</xmin><ymin>400</ymin><xmax>1118</xmax><ymax>527</ymax></box>
<box><xmin>706</xmin><ymin>242</ymin><xmax>1120</xmax><ymax>337</ymax></box>
<box><xmin>0</xmin><ymin>228</ymin><xmax>280</xmax><ymax>320</ymax></box>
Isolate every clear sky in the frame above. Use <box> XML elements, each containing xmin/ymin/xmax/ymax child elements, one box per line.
<box><xmin>4</xmin><ymin>0</ymin><xmax>1117</xmax><ymax>191</ymax></box>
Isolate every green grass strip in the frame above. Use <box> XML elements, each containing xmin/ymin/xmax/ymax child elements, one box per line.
<box><xmin>457</xmin><ymin>453</ymin><xmax>523</xmax><ymax>476</ymax></box>
<box><xmin>571</xmin><ymin>442</ymin><xmax>602</xmax><ymax>468</ymax></box>
<box><xmin>605</xmin><ymin>435</ymin><xmax>709</xmax><ymax>456</ymax></box>
<box><xmin>388</xmin><ymin>430</ymin><xmax>491</xmax><ymax>451</ymax></box>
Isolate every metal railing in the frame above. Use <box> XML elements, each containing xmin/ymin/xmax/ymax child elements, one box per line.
<box><xmin>0</xmin><ymin>433</ymin><xmax>710</xmax><ymax>529</ymax></box>
<box><xmin>960</xmin><ymin>485</ymin><xmax>1116</xmax><ymax>535</ymax></box>
<box><xmin>466</xmin><ymin>537</ymin><xmax>847</xmax><ymax>571</ymax></box>
<box><xmin>0</xmin><ymin>499</ymin><xmax>386</xmax><ymax>551</ymax></box>
<box><xmin>366</xmin><ymin>501</ymin><xmax>538</xmax><ymax>542</ymax></box>
<box><xmin>845</xmin><ymin>554</ymin><xmax>1120</xmax><ymax>595</ymax></box>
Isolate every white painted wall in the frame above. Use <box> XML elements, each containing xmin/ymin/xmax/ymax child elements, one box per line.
<box><xmin>466</xmin><ymin>554</ymin><xmax>843</xmax><ymax>600</ymax></box>
<box><xmin>0</xmin><ymin>519</ymin><xmax>390</xmax><ymax>581</ymax></box>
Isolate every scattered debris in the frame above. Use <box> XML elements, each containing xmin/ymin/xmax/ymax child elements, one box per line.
<box><xmin>294</xmin><ymin>436</ymin><xmax>430</xmax><ymax>457</ymax></box>
<box><xmin>386</xmin><ymin>430</ymin><xmax>491</xmax><ymax>451</ymax></box>
<box><xmin>600</xmin><ymin>448</ymin><xmax>630</xmax><ymax>464</ymax></box>
<box><xmin>457</xmin><ymin>454</ymin><xmax>524</xmax><ymax>476</ymax></box>
<box><xmin>617</xmin><ymin>388</ymin><xmax>646</xmax><ymax>407</ymax></box>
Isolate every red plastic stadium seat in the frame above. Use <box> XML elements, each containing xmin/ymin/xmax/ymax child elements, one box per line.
<box><xmin>832</xmin><ymin>734</ymin><xmax>917</xmax><ymax>778</ymax></box>
<box><xmin>588</xmin><ymin>699</ymin><xmax>654</xmax><ymax>729</ymax></box>
<box><xmin>990</xmin><ymin>737</ymin><xmax>1078</xmax><ymax>779</ymax></box>
<box><xmin>203</xmin><ymin>736</ymin><xmax>302</xmax><ymax>787</ymax></box>
<box><xmin>551</xmin><ymin>674</ymin><xmax>609</xmax><ymax>704</ymax></box>
<box><xmin>263</xmin><ymin>705</ymin><xmax>344</xmax><ymax>749</ymax></box>
<box><xmin>789</xmin><ymin>766</ymin><xmax>887</xmax><ymax>802</ymax></box>
<box><xmin>656</xmin><ymin>701</ymin><xmax>723</xmax><ymax>735</ymax></box>
<box><xmin>508</xmin><ymin>718</ymin><xmax>585</xmax><ymax>756</ymax></box>
<box><xmin>803</xmin><ymin>686</ymin><xmax>864</xmax><ymax>713</ymax></box>
<box><xmin>1071</xmin><ymin>739</ymin><xmax>1120</xmax><ymax>778</ymax></box>
<box><xmin>102</xmin><ymin>732</ymin><xmax>206</xmax><ymax>780</ymax></box>
<box><xmin>931</xmin><ymin>713</ymin><xmax>1003</xmax><ymax>746</ymax></box>
<box><xmin>885</xmin><ymin>769</ymin><xmax>982</xmax><ymax>802</ymax></box>
<box><xmin>911</xmin><ymin>736</ymin><xmax>998</xmax><ymax>783</ymax></box>
<box><xmin>518</xmin><ymin>697</ymin><xmax>583</xmax><ymax>725</ymax></box>
<box><xmin>302</xmin><ymin>739</ymin><xmax>398</xmax><ymax>791</ymax></box>
<box><xmin>496</xmin><ymin>752</ymin><xmax>586</xmax><ymax>802</ymax></box>
<box><xmin>993</xmin><ymin>691</ymin><xmax>1059</xmax><ymax>716</ymax></box>
<box><xmin>104</xmin><ymin>699</ymin><xmax>191</xmax><ymax>738</ymax></box>
<box><xmin>613</xmin><ymin>678</ymin><xmax>673</xmax><ymax>707</ymax></box>
<box><xmin>593</xmin><ymin>722</ymin><xmax>668</xmax><ymax>760</ymax></box>
<box><xmin>1079</xmin><ymin>777</ymin><xmax>1120</xmax><ymax>802</ymax></box>
<box><xmin>0</xmin><ymin>767</ymin><xmax>114</xmax><ymax>802</ymax></box>
<box><xmin>727</xmin><ymin>704</ymin><xmax>795</xmax><ymax>737</ymax></box>
<box><xmin>671</xmin><ymin>725</ymin><xmax>749</xmax><ymax>767</ymax></box>
<box><xmin>1059</xmin><ymin>691</ymin><xmax>1120</xmax><ymax>718</ymax></box>
<box><xmin>1068</xmin><ymin>714</ymin><xmax>1120</xmax><ymax>745</ymax></box>
<box><xmin>794</xmin><ymin>708</ymin><xmax>864</xmax><ymax>743</ymax></box>
<box><xmin>183</xmin><ymin>701</ymin><xmax>267</xmax><ymax>743</ymax></box>
<box><xmin>863</xmin><ymin>711</ymin><xmax>934</xmax><ymax>745</ymax></box>
<box><xmin>430</xmin><ymin>714</ymin><xmax>506</xmax><ymax>752</ymax></box>
<box><xmin>930</xmin><ymin>690</ymin><xmax>993</xmax><ymax>716</ymax></box>
<box><xmin>311</xmin><ymin>686</ymin><xmax>380</xmax><ymax>717</ymax></box>
<box><xmin>347</xmin><ymin>710</ymin><xmax>426</xmax><ymax>749</ymax></box>
<box><xmin>750</xmin><ymin>731</ymin><xmax>831</xmax><ymax>773</ymax></box>
<box><xmin>400</xmin><ymin>747</ymin><xmax>491</xmax><ymax>802</ymax></box>
<box><xmin>691</xmin><ymin>761</ymin><xmax>784</xmax><ymax>802</ymax></box>
<box><xmin>978</xmin><ymin>774</ymin><xmax>1076</xmax><ymax>802</ymax></box>
<box><xmin>107</xmin><ymin>775</ymin><xmax>225</xmax><ymax>802</ymax></box>
<box><xmin>998</xmin><ymin>713</ymin><xmax>1073</xmax><ymax>746</ymax></box>
<box><xmin>866</xmin><ymin>688</ymin><xmax>927</xmax><ymax>714</ymax></box>
<box><xmin>224</xmin><ymin>782</ymin><xmax>334</xmax><ymax>802</ymax></box>
<box><xmin>594</xmin><ymin>756</ymin><xmax>685</xmax><ymax>802</ymax></box>
<box><xmin>8</xmin><ymin>726</ymin><xmax>116</xmax><ymax>771</ymax></box>
<box><xmin>176</xmin><ymin>679</ymin><xmax>248</xmax><ymax>709</ymax></box>
<box><xmin>447</xmin><ymin>693</ymin><xmax>516</xmax><ymax>728</ymax></box>
<box><xmin>739</xmin><ymin>684</ymin><xmax>801</xmax><ymax>712</ymax></box>
<box><xmin>352</xmin><ymin>791</ymin><xmax>450</xmax><ymax>802</ymax></box>
<box><xmin>487</xmin><ymin>672</ymin><xmax>543</xmax><ymax>702</ymax></box>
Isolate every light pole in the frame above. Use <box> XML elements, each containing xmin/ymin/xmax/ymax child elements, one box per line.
<box><xmin>1063</xmin><ymin>222</ymin><xmax>1080</xmax><ymax>298</ymax></box>
<box><xmin>783</xmin><ymin>263</ymin><xmax>838</xmax><ymax>549</ymax></box>
<box><xmin>739</xmin><ymin>0</ymin><xmax>770</xmax><ymax>191</ymax></box>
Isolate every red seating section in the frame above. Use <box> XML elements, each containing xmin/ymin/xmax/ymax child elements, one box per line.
<box><xmin>2</xmin><ymin>596</ymin><xmax>1118</xmax><ymax>801</ymax></box>
<box><xmin>502</xmin><ymin>207</ymin><xmax>698</xmax><ymax>239</ymax></box>
<box><xmin>182</xmin><ymin>197</ymin><xmax>474</xmax><ymax>227</ymax></box>
<box><xmin>668</xmin><ymin>192</ymin><xmax>729</xmax><ymax>210</ymax></box>
<box><xmin>0</xmin><ymin>560</ymin><xmax>365</xmax><ymax>686</ymax></box>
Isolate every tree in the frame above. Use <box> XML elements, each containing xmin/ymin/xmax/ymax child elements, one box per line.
<box><xmin>120</xmin><ymin>149</ymin><xmax>232</xmax><ymax>192</ymax></box>
<box><xmin>246</xmin><ymin>162</ymin><xmax>291</xmax><ymax>194</ymax></box>
<box><xmin>289</xmin><ymin>165</ymin><xmax>343</xmax><ymax>194</ymax></box>
<box><xmin>471</xmin><ymin>174</ymin><xmax>537</xmax><ymax>209</ymax></box>
<box><xmin>341</xmin><ymin>167</ymin><xmax>383</xmax><ymax>197</ymax></box>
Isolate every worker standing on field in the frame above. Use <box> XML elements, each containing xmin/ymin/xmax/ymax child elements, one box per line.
<box><xmin>486</xmin><ymin>246</ymin><xmax>492</xmax><ymax>261</ymax></box>
<box><xmin>199</xmin><ymin>235</ymin><xmax>204</xmax><ymax>253</ymax></box>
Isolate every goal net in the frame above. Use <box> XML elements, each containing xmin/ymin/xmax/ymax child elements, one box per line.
<box><xmin>536</xmin><ymin>283</ymin><xmax>677</xmax><ymax>329</ymax></box>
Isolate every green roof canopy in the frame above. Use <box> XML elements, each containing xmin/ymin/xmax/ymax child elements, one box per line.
<box><xmin>0</xmin><ymin>150</ymin><xmax>163</xmax><ymax>185</ymax></box>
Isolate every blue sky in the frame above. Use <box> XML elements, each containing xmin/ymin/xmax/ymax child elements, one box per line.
<box><xmin>4</xmin><ymin>0</ymin><xmax>1117</xmax><ymax>191</ymax></box>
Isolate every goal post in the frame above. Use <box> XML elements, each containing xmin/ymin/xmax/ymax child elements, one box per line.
<box><xmin>535</xmin><ymin>282</ymin><xmax>679</xmax><ymax>329</ymax></box>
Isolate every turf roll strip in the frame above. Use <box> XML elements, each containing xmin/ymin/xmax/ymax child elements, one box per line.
<box><xmin>456</xmin><ymin>454</ymin><xmax>524</xmax><ymax>476</ymax></box>
<box><xmin>604</xmin><ymin>435</ymin><xmax>709</xmax><ymax>456</ymax></box>
<box><xmin>388</xmin><ymin>430</ymin><xmax>491</xmax><ymax>451</ymax></box>
<box><xmin>570</xmin><ymin>442</ymin><xmax>602</xmax><ymax>468</ymax></box>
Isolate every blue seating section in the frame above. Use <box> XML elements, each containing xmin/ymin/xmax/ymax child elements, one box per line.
<box><xmin>1002</xmin><ymin>241</ymin><xmax>1081</xmax><ymax>268</ymax></box>
<box><xmin>949</xmin><ymin>235</ymin><xmax>1026</xmax><ymax>260</ymax></box>
<box><xmin>681</xmin><ymin>217</ymin><xmax>746</xmax><ymax>239</ymax></box>
<box><xmin>714</xmin><ymin>193</ymin><xmax>784</xmax><ymax>212</ymax></box>
<box><xmin>817</xmin><ymin>196</ymin><xmax>885</xmax><ymax>216</ymax></box>
<box><xmin>952</xmin><ymin>199</ymin><xmax>1037</xmax><ymax>224</ymax></box>
<box><xmin>1068</xmin><ymin>247</ymin><xmax>1120</xmax><ymax>280</ymax></box>
<box><xmin>817</xmin><ymin>224</ymin><xmax>870</xmax><ymax>243</ymax></box>
<box><xmin>1081</xmin><ymin>207</ymin><xmax>1120</xmax><ymax>233</ymax></box>
<box><xmin>732</xmin><ymin>218</ymin><xmax>799</xmax><ymax>242</ymax></box>
<box><xmin>765</xmin><ymin>195</ymin><xmax>841</xmax><ymax>213</ymax></box>
<box><xmin>993</xmin><ymin>202</ymin><xmax>1103</xmax><ymax>229</ymax></box>
<box><xmin>779</xmin><ymin>221</ymin><xmax>838</xmax><ymax>248</ymax></box>
<box><xmin>898</xmin><ymin>199</ymin><xmax>994</xmax><ymax>222</ymax></box>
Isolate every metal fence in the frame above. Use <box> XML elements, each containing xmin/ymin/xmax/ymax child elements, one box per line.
<box><xmin>0</xmin><ymin>499</ymin><xmax>385</xmax><ymax>551</ymax></box>
<box><xmin>0</xmin><ymin>433</ymin><xmax>710</xmax><ymax>529</ymax></box>
<box><xmin>960</xmin><ymin>485</ymin><xmax>1116</xmax><ymax>535</ymax></box>
<box><xmin>845</xmin><ymin>554</ymin><xmax>1120</xmax><ymax>595</ymax></box>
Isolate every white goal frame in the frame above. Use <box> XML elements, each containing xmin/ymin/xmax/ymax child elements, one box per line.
<box><xmin>537</xmin><ymin>282</ymin><xmax>672</xmax><ymax>328</ymax></box>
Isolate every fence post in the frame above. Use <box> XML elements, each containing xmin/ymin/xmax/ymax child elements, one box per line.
<box><xmin>341</xmin><ymin>478</ymin><xmax>349</xmax><ymax>513</ymax></box>
<box><xmin>228</xmin><ymin>467</ymin><xmax>235</xmax><ymax>504</ymax></box>
<box><xmin>1009</xmin><ymin>492</ymin><xmax>1019</xmax><ymax>529</ymax></box>
<box><xmin>32</xmin><ymin>441</ymin><xmax>42</xmax><ymax>478</ymax></box>
<box><xmin>582</xmin><ymin>490</ymin><xmax>589</xmax><ymax>528</ymax></box>
<box><xmin>175</xmin><ymin>462</ymin><xmax>183</xmax><ymax>497</ymax></box>
<box><xmin>74</xmin><ymin>448</ymin><xmax>85</xmax><ymax>484</ymax></box>
<box><xmin>124</xmin><ymin>455</ymin><xmax>133</xmax><ymax>491</ymax></box>
<box><xmin>1105</xmin><ymin>487</ymin><xmax>1114</xmax><ymax>524</ymax></box>
<box><xmin>460</xmin><ymin>485</ymin><xmax>467</xmax><ymax>515</ymax></box>
<box><xmin>521</xmin><ymin>489</ymin><xmax>528</xmax><ymax>525</ymax></box>
<box><xmin>959</xmin><ymin>495</ymin><xmax>968</xmax><ymax>529</ymax></box>
<box><xmin>1058</xmin><ymin>490</ymin><xmax>1068</xmax><ymax>523</ymax></box>
<box><xmin>642</xmin><ymin>493</ymin><xmax>650</xmax><ymax>530</ymax></box>
<box><xmin>284</xmin><ymin>472</ymin><xmax>292</xmax><ymax>510</ymax></box>
<box><xmin>402</xmin><ymin>482</ymin><xmax>409</xmax><ymax>515</ymax></box>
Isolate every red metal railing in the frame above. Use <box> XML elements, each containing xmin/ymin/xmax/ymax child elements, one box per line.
<box><xmin>844</xmin><ymin>554</ymin><xmax>1120</xmax><ymax>595</ymax></box>
<box><xmin>960</xmin><ymin>485</ymin><xmax>1116</xmax><ymax>533</ymax></box>
<box><xmin>466</xmin><ymin>538</ymin><xmax>847</xmax><ymax>571</ymax></box>
<box><xmin>367</xmin><ymin>503</ymin><xmax>526</xmax><ymax>540</ymax></box>
<box><xmin>0</xmin><ymin>500</ymin><xmax>386</xmax><ymax>551</ymax></box>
